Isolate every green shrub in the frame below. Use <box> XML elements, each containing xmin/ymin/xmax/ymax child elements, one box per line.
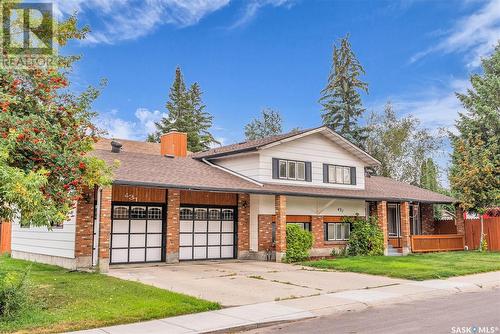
<box><xmin>0</xmin><ymin>268</ymin><xmax>32</xmax><ymax>319</ymax></box>
<box><xmin>285</xmin><ymin>224</ymin><xmax>313</xmax><ymax>262</ymax></box>
<box><xmin>331</xmin><ymin>247</ymin><xmax>348</xmax><ymax>257</ymax></box>
<box><xmin>346</xmin><ymin>216</ymin><xmax>384</xmax><ymax>256</ymax></box>
<box><xmin>479</xmin><ymin>235</ymin><xmax>488</xmax><ymax>252</ymax></box>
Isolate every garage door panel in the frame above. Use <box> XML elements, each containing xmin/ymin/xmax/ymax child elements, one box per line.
<box><xmin>221</xmin><ymin>233</ymin><xmax>234</xmax><ymax>245</ymax></box>
<box><xmin>193</xmin><ymin>247</ymin><xmax>207</xmax><ymax>259</ymax></box>
<box><xmin>180</xmin><ymin>221</ymin><xmax>193</xmax><ymax>233</ymax></box>
<box><xmin>147</xmin><ymin>220</ymin><xmax>162</xmax><ymax>233</ymax></box>
<box><xmin>112</xmin><ymin>234</ymin><xmax>128</xmax><ymax>248</ymax></box>
<box><xmin>113</xmin><ymin>220</ymin><xmax>129</xmax><ymax>233</ymax></box>
<box><xmin>194</xmin><ymin>221</ymin><xmax>207</xmax><ymax>232</ymax></box>
<box><xmin>180</xmin><ymin>234</ymin><xmax>192</xmax><ymax>246</ymax></box>
<box><xmin>129</xmin><ymin>248</ymin><xmax>145</xmax><ymax>262</ymax></box>
<box><xmin>111</xmin><ymin>249</ymin><xmax>128</xmax><ymax>263</ymax></box>
<box><xmin>147</xmin><ymin>234</ymin><xmax>162</xmax><ymax>247</ymax></box>
<box><xmin>208</xmin><ymin>221</ymin><xmax>221</xmax><ymax>232</ymax></box>
<box><xmin>130</xmin><ymin>234</ymin><xmax>146</xmax><ymax>248</ymax></box>
<box><xmin>194</xmin><ymin>234</ymin><xmax>207</xmax><ymax>246</ymax></box>
<box><xmin>208</xmin><ymin>246</ymin><xmax>220</xmax><ymax>258</ymax></box>
<box><xmin>208</xmin><ymin>234</ymin><xmax>220</xmax><ymax>245</ymax></box>
<box><xmin>146</xmin><ymin>248</ymin><xmax>161</xmax><ymax>262</ymax></box>
<box><xmin>222</xmin><ymin>221</ymin><xmax>233</xmax><ymax>232</ymax></box>
<box><xmin>221</xmin><ymin>246</ymin><xmax>233</xmax><ymax>258</ymax></box>
<box><xmin>130</xmin><ymin>220</ymin><xmax>146</xmax><ymax>233</ymax></box>
<box><xmin>179</xmin><ymin>247</ymin><xmax>193</xmax><ymax>260</ymax></box>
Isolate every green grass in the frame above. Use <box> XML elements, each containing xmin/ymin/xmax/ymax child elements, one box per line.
<box><xmin>302</xmin><ymin>251</ymin><xmax>500</xmax><ymax>281</ymax></box>
<box><xmin>0</xmin><ymin>256</ymin><xmax>220</xmax><ymax>334</ymax></box>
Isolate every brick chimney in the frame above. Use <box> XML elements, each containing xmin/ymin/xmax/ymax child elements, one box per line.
<box><xmin>160</xmin><ymin>131</ymin><xmax>187</xmax><ymax>157</ymax></box>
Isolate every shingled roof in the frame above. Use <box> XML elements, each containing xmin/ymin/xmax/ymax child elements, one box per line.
<box><xmin>92</xmin><ymin>139</ymin><xmax>455</xmax><ymax>204</ymax></box>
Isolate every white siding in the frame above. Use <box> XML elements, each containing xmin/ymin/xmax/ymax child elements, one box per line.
<box><xmin>259</xmin><ymin>133</ymin><xmax>366</xmax><ymax>189</ymax></box>
<box><xmin>213</xmin><ymin>153</ymin><xmax>260</xmax><ymax>180</ymax></box>
<box><xmin>255</xmin><ymin>195</ymin><xmax>366</xmax><ymax>216</ymax></box>
<box><xmin>11</xmin><ymin>210</ymin><xmax>76</xmax><ymax>259</ymax></box>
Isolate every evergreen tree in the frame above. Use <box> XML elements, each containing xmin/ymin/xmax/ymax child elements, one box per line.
<box><xmin>450</xmin><ymin>42</ymin><xmax>500</xmax><ymax>246</ymax></box>
<box><xmin>244</xmin><ymin>108</ymin><xmax>283</xmax><ymax>140</ymax></box>
<box><xmin>148</xmin><ymin>67</ymin><xmax>218</xmax><ymax>152</ymax></box>
<box><xmin>420</xmin><ymin>158</ymin><xmax>439</xmax><ymax>192</ymax></box>
<box><xmin>320</xmin><ymin>34</ymin><xmax>368</xmax><ymax>147</ymax></box>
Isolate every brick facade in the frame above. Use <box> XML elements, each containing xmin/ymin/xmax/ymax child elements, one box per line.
<box><xmin>421</xmin><ymin>203</ymin><xmax>435</xmax><ymax>234</ymax></box>
<box><xmin>274</xmin><ymin>195</ymin><xmax>287</xmax><ymax>261</ymax></box>
<box><xmin>377</xmin><ymin>201</ymin><xmax>388</xmax><ymax>254</ymax></box>
<box><xmin>98</xmin><ymin>186</ymin><xmax>112</xmax><ymax>272</ymax></box>
<box><xmin>75</xmin><ymin>187</ymin><xmax>94</xmax><ymax>264</ymax></box>
<box><xmin>400</xmin><ymin>201</ymin><xmax>411</xmax><ymax>254</ymax></box>
<box><xmin>311</xmin><ymin>216</ymin><xmax>324</xmax><ymax>248</ymax></box>
<box><xmin>258</xmin><ymin>215</ymin><xmax>274</xmax><ymax>252</ymax></box>
<box><xmin>237</xmin><ymin>193</ymin><xmax>250</xmax><ymax>258</ymax></box>
<box><xmin>166</xmin><ymin>189</ymin><xmax>180</xmax><ymax>263</ymax></box>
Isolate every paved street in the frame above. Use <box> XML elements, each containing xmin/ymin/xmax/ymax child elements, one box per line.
<box><xmin>244</xmin><ymin>288</ymin><xmax>500</xmax><ymax>334</ymax></box>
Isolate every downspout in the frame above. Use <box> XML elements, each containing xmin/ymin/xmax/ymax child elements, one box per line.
<box><xmin>93</xmin><ymin>187</ymin><xmax>102</xmax><ymax>267</ymax></box>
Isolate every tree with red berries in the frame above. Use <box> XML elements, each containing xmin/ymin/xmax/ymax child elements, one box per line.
<box><xmin>0</xmin><ymin>13</ymin><xmax>113</xmax><ymax>227</ymax></box>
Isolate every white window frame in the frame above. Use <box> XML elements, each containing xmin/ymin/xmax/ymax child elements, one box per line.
<box><xmin>279</xmin><ymin>159</ymin><xmax>306</xmax><ymax>181</ymax></box>
<box><xmin>325</xmin><ymin>222</ymin><xmax>351</xmax><ymax>241</ymax></box>
<box><xmin>327</xmin><ymin>165</ymin><xmax>353</xmax><ymax>185</ymax></box>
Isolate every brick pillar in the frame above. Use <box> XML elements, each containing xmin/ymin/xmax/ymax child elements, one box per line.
<box><xmin>74</xmin><ymin>187</ymin><xmax>94</xmax><ymax>268</ymax></box>
<box><xmin>311</xmin><ymin>216</ymin><xmax>324</xmax><ymax>248</ymax></box>
<box><xmin>166</xmin><ymin>189</ymin><xmax>180</xmax><ymax>263</ymax></box>
<box><xmin>237</xmin><ymin>193</ymin><xmax>250</xmax><ymax>259</ymax></box>
<box><xmin>421</xmin><ymin>203</ymin><xmax>435</xmax><ymax>234</ymax></box>
<box><xmin>275</xmin><ymin>195</ymin><xmax>287</xmax><ymax>262</ymax></box>
<box><xmin>377</xmin><ymin>201</ymin><xmax>388</xmax><ymax>255</ymax></box>
<box><xmin>400</xmin><ymin>202</ymin><xmax>411</xmax><ymax>255</ymax></box>
<box><xmin>98</xmin><ymin>186</ymin><xmax>112</xmax><ymax>272</ymax></box>
<box><xmin>455</xmin><ymin>204</ymin><xmax>465</xmax><ymax>235</ymax></box>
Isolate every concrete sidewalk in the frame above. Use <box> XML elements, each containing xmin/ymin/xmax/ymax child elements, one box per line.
<box><xmin>71</xmin><ymin>271</ymin><xmax>500</xmax><ymax>334</ymax></box>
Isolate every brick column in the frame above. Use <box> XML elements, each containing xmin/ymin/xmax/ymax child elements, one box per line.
<box><xmin>74</xmin><ymin>187</ymin><xmax>94</xmax><ymax>268</ymax></box>
<box><xmin>377</xmin><ymin>201</ymin><xmax>389</xmax><ymax>255</ymax></box>
<box><xmin>400</xmin><ymin>202</ymin><xmax>411</xmax><ymax>255</ymax></box>
<box><xmin>166</xmin><ymin>189</ymin><xmax>180</xmax><ymax>263</ymax></box>
<box><xmin>98</xmin><ymin>186</ymin><xmax>112</xmax><ymax>272</ymax></box>
<box><xmin>421</xmin><ymin>203</ymin><xmax>435</xmax><ymax>234</ymax></box>
<box><xmin>237</xmin><ymin>193</ymin><xmax>250</xmax><ymax>259</ymax></box>
<box><xmin>275</xmin><ymin>195</ymin><xmax>287</xmax><ymax>262</ymax></box>
<box><xmin>311</xmin><ymin>216</ymin><xmax>324</xmax><ymax>248</ymax></box>
<box><xmin>455</xmin><ymin>204</ymin><xmax>465</xmax><ymax>235</ymax></box>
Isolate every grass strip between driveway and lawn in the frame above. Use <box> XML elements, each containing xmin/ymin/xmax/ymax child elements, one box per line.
<box><xmin>0</xmin><ymin>256</ymin><xmax>220</xmax><ymax>334</ymax></box>
<box><xmin>302</xmin><ymin>251</ymin><xmax>500</xmax><ymax>281</ymax></box>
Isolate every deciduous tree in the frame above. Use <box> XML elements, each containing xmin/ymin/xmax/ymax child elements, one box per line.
<box><xmin>244</xmin><ymin>108</ymin><xmax>283</xmax><ymax>140</ymax></box>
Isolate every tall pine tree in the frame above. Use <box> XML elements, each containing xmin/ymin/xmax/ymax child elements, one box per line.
<box><xmin>450</xmin><ymin>43</ymin><xmax>500</xmax><ymax>247</ymax></box>
<box><xmin>320</xmin><ymin>34</ymin><xmax>368</xmax><ymax>147</ymax></box>
<box><xmin>148</xmin><ymin>67</ymin><xmax>218</xmax><ymax>152</ymax></box>
<box><xmin>420</xmin><ymin>158</ymin><xmax>439</xmax><ymax>192</ymax></box>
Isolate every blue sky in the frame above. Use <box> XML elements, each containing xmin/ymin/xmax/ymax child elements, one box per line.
<box><xmin>59</xmin><ymin>0</ymin><xmax>499</xmax><ymax>151</ymax></box>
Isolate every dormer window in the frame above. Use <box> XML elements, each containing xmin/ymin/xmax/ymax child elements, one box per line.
<box><xmin>273</xmin><ymin>158</ymin><xmax>311</xmax><ymax>182</ymax></box>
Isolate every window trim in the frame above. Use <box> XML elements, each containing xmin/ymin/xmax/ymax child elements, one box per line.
<box><xmin>278</xmin><ymin>159</ymin><xmax>307</xmax><ymax>181</ymax></box>
<box><xmin>324</xmin><ymin>222</ymin><xmax>351</xmax><ymax>241</ymax></box>
<box><xmin>324</xmin><ymin>164</ymin><xmax>355</xmax><ymax>185</ymax></box>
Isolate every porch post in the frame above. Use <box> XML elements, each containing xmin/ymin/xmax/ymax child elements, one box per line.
<box><xmin>98</xmin><ymin>186</ymin><xmax>112</xmax><ymax>272</ymax></box>
<box><xmin>166</xmin><ymin>189</ymin><xmax>180</xmax><ymax>263</ymax></box>
<box><xmin>377</xmin><ymin>201</ymin><xmax>389</xmax><ymax>255</ymax></box>
<box><xmin>400</xmin><ymin>202</ymin><xmax>411</xmax><ymax>255</ymax></box>
<box><xmin>275</xmin><ymin>195</ymin><xmax>287</xmax><ymax>262</ymax></box>
<box><xmin>237</xmin><ymin>193</ymin><xmax>250</xmax><ymax>259</ymax></box>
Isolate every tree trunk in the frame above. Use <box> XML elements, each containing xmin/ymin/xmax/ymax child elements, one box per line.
<box><xmin>479</xmin><ymin>214</ymin><xmax>484</xmax><ymax>250</ymax></box>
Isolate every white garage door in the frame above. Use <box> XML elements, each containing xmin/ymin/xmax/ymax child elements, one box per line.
<box><xmin>179</xmin><ymin>206</ymin><xmax>236</xmax><ymax>261</ymax></box>
<box><xmin>110</xmin><ymin>204</ymin><xmax>165</xmax><ymax>264</ymax></box>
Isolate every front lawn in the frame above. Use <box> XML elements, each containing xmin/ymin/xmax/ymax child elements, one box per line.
<box><xmin>0</xmin><ymin>256</ymin><xmax>219</xmax><ymax>334</ymax></box>
<box><xmin>302</xmin><ymin>251</ymin><xmax>500</xmax><ymax>280</ymax></box>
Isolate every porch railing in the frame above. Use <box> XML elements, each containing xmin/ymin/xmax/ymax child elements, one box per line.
<box><xmin>411</xmin><ymin>234</ymin><xmax>465</xmax><ymax>253</ymax></box>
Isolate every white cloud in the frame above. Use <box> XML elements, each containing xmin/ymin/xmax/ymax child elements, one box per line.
<box><xmin>55</xmin><ymin>0</ymin><xmax>293</xmax><ymax>44</ymax></box>
<box><xmin>55</xmin><ymin>0</ymin><xmax>231</xmax><ymax>44</ymax></box>
<box><xmin>96</xmin><ymin>108</ymin><xmax>166</xmax><ymax>139</ymax></box>
<box><xmin>410</xmin><ymin>0</ymin><xmax>500</xmax><ymax>67</ymax></box>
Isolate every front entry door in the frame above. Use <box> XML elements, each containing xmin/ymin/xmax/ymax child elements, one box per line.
<box><xmin>179</xmin><ymin>206</ymin><xmax>236</xmax><ymax>260</ymax></box>
<box><xmin>387</xmin><ymin>203</ymin><xmax>401</xmax><ymax>237</ymax></box>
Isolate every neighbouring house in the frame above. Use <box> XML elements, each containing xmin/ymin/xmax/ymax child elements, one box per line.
<box><xmin>9</xmin><ymin>126</ymin><xmax>465</xmax><ymax>271</ymax></box>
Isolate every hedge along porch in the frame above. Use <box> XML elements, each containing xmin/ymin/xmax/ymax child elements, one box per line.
<box><xmin>76</xmin><ymin>185</ymin><xmax>251</xmax><ymax>272</ymax></box>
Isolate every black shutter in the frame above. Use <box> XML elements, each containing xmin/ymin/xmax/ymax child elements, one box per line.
<box><xmin>305</xmin><ymin>162</ymin><xmax>312</xmax><ymax>182</ymax></box>
<box><xmin>272</xmin><ymin>158</ymin><xmax>279</xmax><ymax>179</ymax></box>
<box><xmin>350</xmin><ymin>167</ymin><xmax>357</xmax><ymax>185</ymax></box>
<box><xmin>324</xmin><ymin>223</ymin><xmax>328</xmax><ymax>241</ymax></box>
<box><xmin>323</xmin><ymin>164</ymin><xmax>329</xmax><ymax>183</ymax></box>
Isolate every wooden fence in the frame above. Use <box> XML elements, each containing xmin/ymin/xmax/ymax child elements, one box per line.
<box><xmin>411</xmin><ymin>234</ymin><xmax>465</xmax><ymax>253</ymax></box>
<box><xmin>0</xmin><ymin>222</ymin><xmax>11</xmax><ymax>254</ymax></box>
<box><xmin>464</xmin><ymin>217</ymin><xmax>500</xmax><ymax>251</ymax></box>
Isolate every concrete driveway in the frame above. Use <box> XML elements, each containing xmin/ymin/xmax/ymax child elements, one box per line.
<box><xmin>107</xmin><ymin>261</ymin><xmax>407</xmax><ymax>307</ymax></box>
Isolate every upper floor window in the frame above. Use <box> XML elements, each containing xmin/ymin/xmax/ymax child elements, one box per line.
<box><xmin>273</xmin><ymin>158</ymin><xmax>311</xmax><ymax>182</ymax></box>
<box><xmin>323</xmin><ymin>164</ymin><xmax>356</xmax><ymax>185</ymax></box>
